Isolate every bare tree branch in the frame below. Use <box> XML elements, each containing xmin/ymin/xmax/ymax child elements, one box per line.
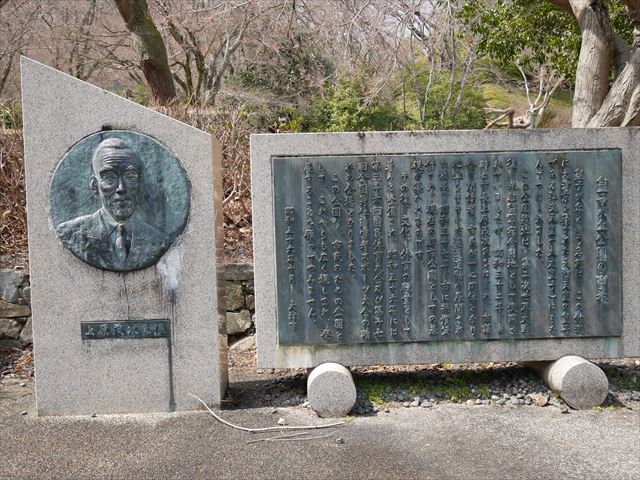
<box><xmin>189</xmin><ymin>393</ymin><xmax>345</xmax><ymax>433</ymax></box>
<box><xmin>484</xmin><ymin>107</ymin><xmax>515</xmax><ymax>129</ymax></box>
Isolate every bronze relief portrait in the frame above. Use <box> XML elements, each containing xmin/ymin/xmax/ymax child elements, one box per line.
<box><xmin>50</xmin><ymin>131</ymin><xmax>190</xmax><ymax>272</ymax></box>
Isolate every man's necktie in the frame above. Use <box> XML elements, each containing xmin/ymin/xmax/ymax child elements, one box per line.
<box><xmin>115</xmin><ymin>224</ymin><xmax>129</xmax><ymax>261</ymax></box>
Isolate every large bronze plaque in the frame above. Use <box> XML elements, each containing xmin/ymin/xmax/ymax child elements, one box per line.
<box><xmin>50</xmin><ymin>131</ymin><xmax>191</xmax><ymax>272</ymax></box>
<box><xmin>273</xmin><ymin>150</ymin><xmax>622</xmax><ymax>345</ymax></box>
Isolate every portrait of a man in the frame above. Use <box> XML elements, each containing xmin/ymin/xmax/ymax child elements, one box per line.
<box><xmin>55</xmin><ymin>137</ymin><xmax>170</xmax><ymax>271</ymax></box>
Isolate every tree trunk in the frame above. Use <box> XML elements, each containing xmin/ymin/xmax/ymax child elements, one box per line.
<box><xmin>587</xmin><ymin>50</ymin><xmax>640</xmax><ymax>126</ymax></box>
<box><xmin>0</xmin><ymin>51</ymin><xmax>14</xmax><ymax>97</ymax></box>
<box><xmin>568</xmin><ymin>0</ymin><xmax>614</xmax><ymax>127</ymax></box>
<box><xmin>115</xmin><ymin>0</ymin><xmax>177</xmax><ymax>106</ymax></box>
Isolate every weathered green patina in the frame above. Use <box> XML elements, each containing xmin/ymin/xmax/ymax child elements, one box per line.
<box><xmin>273</xmin><ymin>150</ymin><xmax>622</xmax><ymax>345</ymax></box>
<box><xmin>50</xmin><ymin>130</ymin><xmax>190</xmax><ymax>272</ymax></box>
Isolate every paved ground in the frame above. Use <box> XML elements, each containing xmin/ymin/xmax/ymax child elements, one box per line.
<box><xmin>1</xmin><ymin>377</ymin><xmax>639</xmax><ymax>480</ymax></box>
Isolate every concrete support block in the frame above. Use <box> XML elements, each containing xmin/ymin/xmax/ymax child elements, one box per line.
<box><xmin>524</xmin><ymin>355</ymin><xmax>609</xmax><ymax>410</ymax></box>
<box><xmin>307</xmin><ymin>362</ymin><xmax>356</xmax><ymax>418</ymax></box>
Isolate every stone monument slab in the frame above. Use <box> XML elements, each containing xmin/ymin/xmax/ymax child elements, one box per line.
<box><xmin>251</xmin><ymin>129</ymin><xmax>640</xmax><ymax>368</ymax></box>
<box><xmin>21</xmin><ymin>58</ymin><xmax>227</xmax><ymax>415</ymax></box>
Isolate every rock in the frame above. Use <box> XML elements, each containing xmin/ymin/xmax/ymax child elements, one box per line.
<box><xmin>20</xmin><ymin>411</ymin><xmax>27</xmax><ymax>416</ymax></box>
<box><xmin>491</xmin><ymin>395</ymin><xmax>500</xmax><ymax>401</ymax></box>
<box><xmin>0</xmin><ymin>317</ymin><xmax>25</xmax><ymax>339</ymax></box>
<box><xmin>302</xmin><ymin>401</ymin><xmax>310</xmax><ymax>408</ymax></box>
<box><xmin>466</xmin><ymin>400</ymin><xmax>474</xmax><ymax>406</ymax></box>
<box><xmin>19</xmin><ymin>317</ymin><xmax>33</xmax><ymax>344</ymax></box>
<box><xmin>496</xmin><ymin>399</ymin><xmax>506</xmax><ymax>406</ymax></box>
<box><xmin>403</xmin><ymin>402</ymin><xmax>410</xmax><ymax>408</ymax></box>
<box><xmin>0</xmin><ymin>300</ymin><xmax>30</xmax><ymax>318</ymax></box>
<box><xmin>245</xmin><ymin>281</ymin><xmax>255</xmax><ymax>295</ymax></box>
<box><xmin>421</xmin><ymin>401</ymin><xmax>433</xmax><ymax>408</ymax></box>
<box><xmin>277</xmin><ymin>417</ymin><xmax>286</xmax><ymax>426</ymax></box>
<box><xmin>226</xmin><ymin>310</ymin><xmax>253</xmax><ymax>334</ymax></box>
<box><xmin>410</xmin><ymin>400</ymin><xmax>420</xmax><ymax>407</ymax></box>
<box><xmin>476</xmin><ymin>399</ymin><xmax>483</xmax><ymax>405</ymax></box>
<box><xmin>21</xmin><ymin>286</ymin><xmax>31</xmax><ymax>304</ymax></box>
<box><xmin>225</xmin><ymin>264</ymin><xmax>254</xmax><ymax>282</ymax></box>
<box><xmin>384</xmin><ymin>407</ymin><xmax>390</xmax><ymax>413</ymax></box>
<box><xmin>229</xmin><ymin>334</ymin><xmax>255</xmax><ymax>352</ymax></box>
<box><xmin>0</xmin><ymin>271</ymin><xmax>25</xmax><ymax>304</ymax></box>
<box><xmin>529</xmin><ymin>393</ymin><xmax>550</xmax><ymax>407</ymax></box>
<box><xmin>225</xmin><ymin>284</ymin><xmax>245</xmax><ymax>311</ymax></box>
<box><xmin>0</xmin><ymin>339</ymin><xmax>23</xmax><ymax>349</ymax></box>
<box><xmin>510</xmin><ymin>397</ymin><xmax>520</xmax><ymax>405</ymax></box>
<box><xmin>246</xmin><ymin>295</ymin><xmax>255</xmax><ymax>311</ymax></box>
<box><xmin>336</xmin><ymin>438</ymin><xmax>345</xmax><ymax>445</ymax></box>
<box><xmin>307</xmin><ymin>363</ymin><xmax>357</xmax><ymax>418</ymax></box>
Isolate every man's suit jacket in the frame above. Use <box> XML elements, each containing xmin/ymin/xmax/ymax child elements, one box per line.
<box><xmin>56</xmin><ymin>210</ymin><xmax>169</xmax><ymax>271</ymax></box>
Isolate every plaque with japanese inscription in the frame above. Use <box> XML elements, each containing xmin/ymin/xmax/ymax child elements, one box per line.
<box><xmin>81</xmin><ymin>319</ymin><xmax>170</xmax><ymax>340</ymax></box>
<box><xmin>273</xmin><ymin>150</ymin><xmax>622</xmax><ymax>345</ymax></box>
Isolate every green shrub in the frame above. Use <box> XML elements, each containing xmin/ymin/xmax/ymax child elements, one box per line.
<box><xmin>0</xmin><ymin>103</ymin><xmax>22</xmax><ymax>129</ymax></box>
<box><xmin>303</xmin><ymin>74</ymin><xmax>404</xmax><ymax>132</ymax></box>
<box><xmin>402</xmin><ymin>70</ymin><xmax>486</xmax><ymax>131</ymax></box>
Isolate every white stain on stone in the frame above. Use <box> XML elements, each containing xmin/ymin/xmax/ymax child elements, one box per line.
<box><xmin>157</xmin><ymin>247</ymin><xmax>181</xmax><ymax>301</ymax></box>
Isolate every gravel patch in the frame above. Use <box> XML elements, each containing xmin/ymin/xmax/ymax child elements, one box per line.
<box><xmin>4</xmin><ymin>338</ymin><xmax>638</xmax><ymax>416</ymax></box>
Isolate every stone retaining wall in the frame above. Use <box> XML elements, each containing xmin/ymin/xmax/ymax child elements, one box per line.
<box><xmin>223</xmin><ymin>264</ymin><xmax>255</xmax><ymax>335</ymax></box>
<box><xmin>0</xmin><ymin>264</ymin><xmax>255</xmax><ymax>347</ymax></box>
<box><xmin>0</xmin><ymin>270</ymin><xmax>32</xmax><ymax>348</ymax></box>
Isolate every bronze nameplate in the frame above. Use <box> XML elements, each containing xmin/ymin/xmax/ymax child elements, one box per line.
<box><xmin>81</xmin><ymin>319</ymin><xmax>170</xmax><ymax>340</ymax></box>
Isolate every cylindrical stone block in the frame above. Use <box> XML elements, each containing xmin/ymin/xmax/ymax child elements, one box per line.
<box><xmin>307</xmin><ymin>362</ymin><xmax>356</xmax><ymax>418</ymax></box>
<box><xmin>525</xmin><ymin>355</ymin><xmax>609</xmax><ymax>410</ymax></box>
